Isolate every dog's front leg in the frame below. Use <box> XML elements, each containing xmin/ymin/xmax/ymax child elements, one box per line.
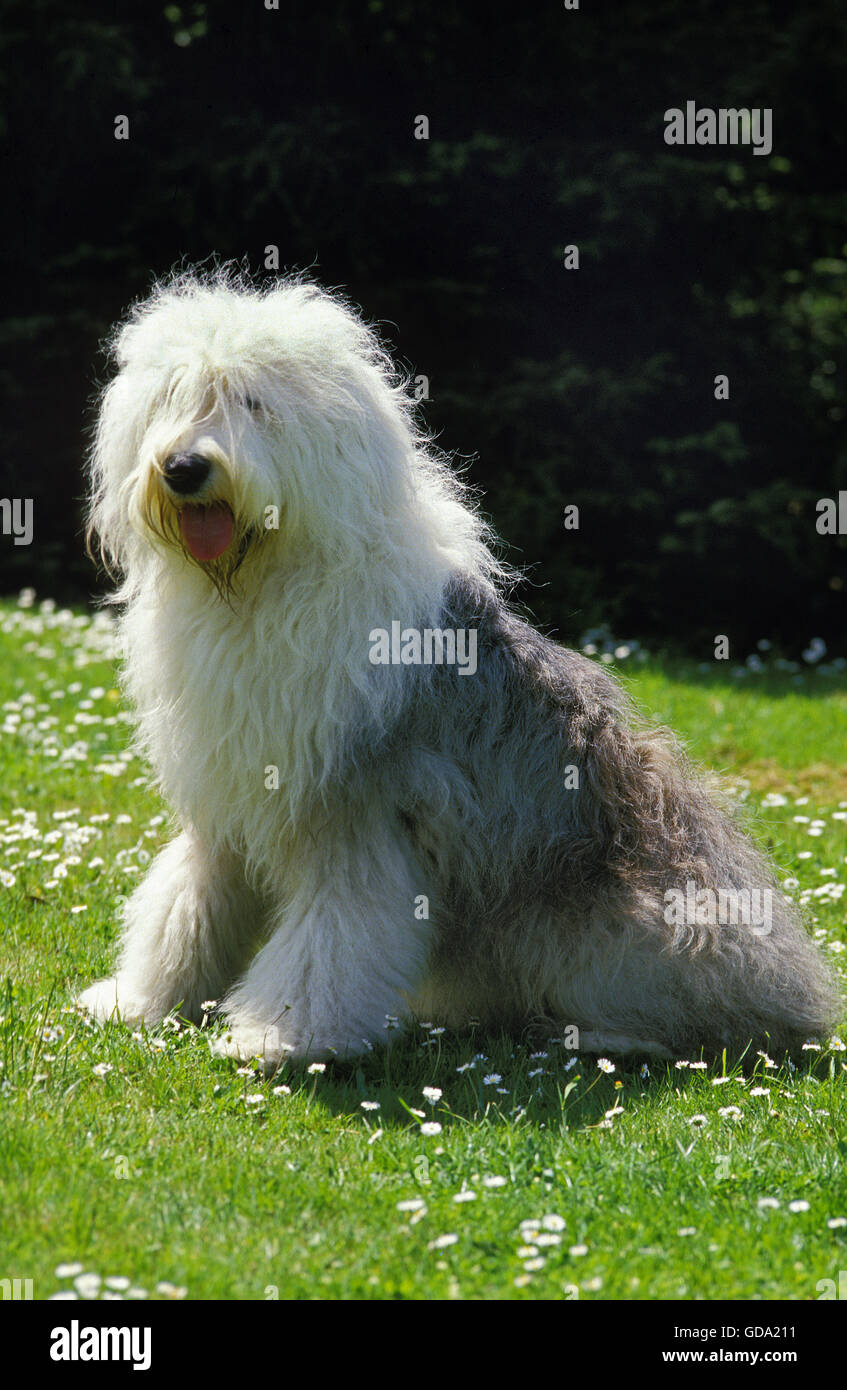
<box><xmin>78</xmin><ymin>830</ymin><xmax>261</xmax><ymax>1027</ymax></box>
<box><xmin>212</xmin><ymin>825</ymin><xmax>432</xmax><ymax>1067</ymax></box>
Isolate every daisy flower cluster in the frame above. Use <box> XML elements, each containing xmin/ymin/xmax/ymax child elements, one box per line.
<box><xmin>49</xmin><ymin>1264</ymin><xmax>186</xmax><ymax>1301</ymax></box>
<box><xmin>512</xmin><ymin>1213</ymin><xmax>594</xmax><ymax>1290</ymax></box>
<box><xmin>759</xmin><ymin>792</ymin><xmax>847</xmax><ymax>963</ymax></box>
<box><xmin>4</xmin><ymin>592</ymin><xmax>121</xmax><ymax>661</ymax></box>
<box><xmin>0</xmin><ymin>806</ymin><xmax>167</xmax><ymax>899</ymax></box>
<box><xmin>580</xmin><ymin>630</ymin><xmax>847</xmax><ymax>678</ymax></box>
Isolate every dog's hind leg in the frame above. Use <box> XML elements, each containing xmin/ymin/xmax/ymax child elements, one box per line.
<box><xmin>78</xmin><ymin>829</ymin><xmax>261</xmax><ymax>1027</ymax></box>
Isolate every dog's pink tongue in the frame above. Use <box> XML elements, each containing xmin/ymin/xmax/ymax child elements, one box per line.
<box><xmin>180</xmin><ymin>504</ymin><xmax>234</xmax><ymax>561</ymax></box>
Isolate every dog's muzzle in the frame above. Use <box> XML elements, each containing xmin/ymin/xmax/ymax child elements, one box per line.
<box><xmin>158</xmin><ymin>453</ymin><xmax>235</xmax><ymax>562</ymax></box>
<box><xmin>161</xmin><ymin>453</ymin><xmax>212</xmax><ymax>496</ymax></box>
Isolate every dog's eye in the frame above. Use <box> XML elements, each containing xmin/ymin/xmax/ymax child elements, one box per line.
<box><xmin>243</xmin><ymin>395</ymin><xmax>263</xmax><ymax>413</ymax></box>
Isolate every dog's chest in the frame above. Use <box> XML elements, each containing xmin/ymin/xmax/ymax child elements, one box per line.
<box><xmin>123</xmin><ymin>594</ymin><xmax>352</xmax><ymax>835</ymax></box>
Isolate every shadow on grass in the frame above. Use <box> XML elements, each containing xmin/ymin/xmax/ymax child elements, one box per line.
<box><xmin>10</xmin><ymin>984</ymin><xmax>838</xmax><ymax>1140</ymax></box>
<box><xmin>209</xmin><ymin>1025</ymin><xmax>837</xmax><ymax>1134</ymax></box>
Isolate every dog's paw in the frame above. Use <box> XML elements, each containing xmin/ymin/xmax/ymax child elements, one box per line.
<box><xmin>77</xmin><ymin>978</ymin><xmax>147</xmax><ymax>1027</ymax></box>
<box><xmin>209</xmin><ymin>1028</ymin><xmax>295</xmax><ymax>1072</ymax></box>
<box><xmin>210</xmin><ymin>1021</ymin><xmax>373</xmax><ymax>1071</ymax></box>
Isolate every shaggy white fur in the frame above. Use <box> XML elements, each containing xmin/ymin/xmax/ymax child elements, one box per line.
<box><xmin>79</xmin><ymin>268</ymin><xmax>839</xmax><ymax>1066</ymax></box>
<box><xmin>80</xmin><ymin>270</ymin><xmax>503</xmax><ymax>1062</ymax></box>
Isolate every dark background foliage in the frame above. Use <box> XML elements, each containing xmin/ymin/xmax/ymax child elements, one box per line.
<box><xmin>1</xmin><ymin>0</ymin><xmax>845</xmax><ymax>654</ymax></box>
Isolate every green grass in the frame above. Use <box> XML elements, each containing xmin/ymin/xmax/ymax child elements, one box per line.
<box><xmin>0</xmin><ymin>596</ymin><xmax>845</xmax><ymax>1301</ymax></box>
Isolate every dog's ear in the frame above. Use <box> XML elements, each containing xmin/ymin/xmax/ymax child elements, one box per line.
<box><xmin>87</xmin><ymin>371</ymin><xmax>151</xmax><ymax>574</ymax></box>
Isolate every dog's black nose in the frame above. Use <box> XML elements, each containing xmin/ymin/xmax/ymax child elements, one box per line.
<box><xmin>161</xmin><ymin>453</ymin><xmax>212</xmax><ymax>495</ymax></box>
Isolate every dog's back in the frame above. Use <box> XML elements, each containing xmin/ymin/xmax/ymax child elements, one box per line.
<box><xmin>393</xmin><ymin>579</ymin><xmax>840</xmax><ymax>1056</ymax></box>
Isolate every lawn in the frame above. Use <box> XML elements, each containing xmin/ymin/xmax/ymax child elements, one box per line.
<box><xmin>0</xmin><ymin>595</ymin><xmax>845</xmax><ymax>1302</ymax></box>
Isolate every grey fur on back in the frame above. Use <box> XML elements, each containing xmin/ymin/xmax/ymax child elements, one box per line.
<box><xmin>373</xmin><ymin>577</ymin><xmax>840</xmax><ymax>1056</ymax></box>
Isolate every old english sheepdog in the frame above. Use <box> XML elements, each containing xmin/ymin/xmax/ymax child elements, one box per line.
<box><xmin>79</xmin><ymin>268</ymin><xmax>839</xmax><ymax>1065</ymax></box>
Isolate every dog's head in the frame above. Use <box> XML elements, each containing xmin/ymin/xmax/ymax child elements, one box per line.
<box><xmin>87</xmin><ymin>268</ymin><xmax>432</xmax><ymax>597</ymax></box>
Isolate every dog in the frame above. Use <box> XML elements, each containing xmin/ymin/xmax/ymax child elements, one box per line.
<box><xmin>79</xmin><ymin>267</ymin><xmax>840</xmax><ymax>1066</ymax></box>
